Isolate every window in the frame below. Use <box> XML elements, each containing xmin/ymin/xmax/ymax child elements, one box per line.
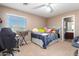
<box><xmin>7</xmin><ymin>15</ymin><xmax>26</xmax><ymax>32</ymax></box>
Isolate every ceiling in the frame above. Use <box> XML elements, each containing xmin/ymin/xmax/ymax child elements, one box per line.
<box><xmin>0</xmin><ymin>3</ymin><xmax>79</xmax><ymax>18</ymax></box>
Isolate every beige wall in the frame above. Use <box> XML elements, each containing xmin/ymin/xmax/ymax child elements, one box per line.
<box><xmin>1</xmin><ymin>6</ymin><xmax>79</xmax><ymax>38</ymax></box>
<box><xmin>0</xmin><ymin>6</ymin><xmax>46</xmax><ymax>30</ymax></box>
<box><xmin>47</xmin><ymin>10</ymin><xmax>79</xmax><ymax>36</ymax></box>
<box><xmin>0</xmin><ymin>6</ymin><xmax>47</xmax><ymax>41</ymax></box>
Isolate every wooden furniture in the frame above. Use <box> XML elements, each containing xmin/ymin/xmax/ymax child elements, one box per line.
<box><xmin>17</xmin><ymin>31</ymin><xmax>28</xmax><ymax>46</ymax></box>
<box><xmin>64</xmin><ymin>32</ymin><xmax>74</xmax><ymax>39</ymax></box>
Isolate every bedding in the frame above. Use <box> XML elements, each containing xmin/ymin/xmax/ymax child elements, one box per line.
<box><xmin>38</xmin><ymin>27</ymin><xmax>46</xmax><ymax>33</ymax></box>
<box><xmin>32</xmin><ymin>28</ymin><xmax>38</xmax><ymax>32</ymax></box>
<box><xmin>31</xmin><ymin>32</ymin><xmax>59</xmax><ymax>49</ymax></box>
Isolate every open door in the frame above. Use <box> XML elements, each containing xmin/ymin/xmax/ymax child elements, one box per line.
<box><xmin>62</xmin><ymin>15</ymin><xmax>75</xmax><ymax>42</ymax></box>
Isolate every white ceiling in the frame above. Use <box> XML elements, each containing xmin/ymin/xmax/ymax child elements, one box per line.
<box><xmin>0</xmin><ymin>3</ymin><xmax>79</xmax><ymax>18</ymax></box>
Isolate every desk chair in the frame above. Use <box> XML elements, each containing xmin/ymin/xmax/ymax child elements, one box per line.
<box><xmin>72</xmin><ymin>36</ymin><xmax>79</xmax><ymax>56</ymax></box>
<box><xmin>0</xmin><ymin>28</ymin><xmax>20</xmax><ymax>56</ymax></box>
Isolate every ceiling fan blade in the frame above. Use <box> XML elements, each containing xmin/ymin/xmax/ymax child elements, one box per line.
<box><xmin>50</xmin><ymin>8</ymin><xmax>53</xmax><ymax>13</ymax></box>
<box><xmin>34</xmin><ymin>4</ymin><xmax>45</xmax><ymax>9</ymax></box>
<box><xmin>47</xmin><ymin>3</ymin><xmax>53</xmax><ymax>13</ymax></box>
<box><xmin>49</xmin><ymin>6</ymin><xmax>53</xmax><ymax>13</ymax></box>
<box><xmin>23</xmin><ymin>3</ymin><xmax>29</xmax><ymax>5</ymax></box>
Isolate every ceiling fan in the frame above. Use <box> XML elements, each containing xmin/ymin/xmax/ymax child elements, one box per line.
<box><xmin>23</xmin><ymin>3</ymin><xmax>53</xmax><ymax>13</ymax></box>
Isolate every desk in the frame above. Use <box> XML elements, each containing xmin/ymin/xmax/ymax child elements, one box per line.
<box><xmin>17</xmin><ymin>31</ymin><xmax>28</xmax><ymax>46</ymax></box>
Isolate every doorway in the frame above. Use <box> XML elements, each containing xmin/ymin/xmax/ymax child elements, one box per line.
<box><xmin>62</xmin><ymin>15</ymin><xmax>75</xmax><ymax>42</ymax></box>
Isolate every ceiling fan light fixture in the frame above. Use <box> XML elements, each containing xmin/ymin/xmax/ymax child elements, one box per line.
<box><xmin>46</xmin><ymin>6</ymin><xmax>52</xmax><ymax>13</ymax></box>
<box><xmin>23</xmin><ymin>3</ymin><xmax>29</xmax><ymax>5</ymax></box>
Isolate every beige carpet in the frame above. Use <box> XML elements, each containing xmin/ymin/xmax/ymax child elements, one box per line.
<box><xmin>16</xmin><ymin>40</ymin><xmax>76</xmax><ymax>56</ymax></box>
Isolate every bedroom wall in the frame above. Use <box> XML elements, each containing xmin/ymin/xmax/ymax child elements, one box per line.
<box><xmin>1</xmin><ymin>6</ymin><xmax>79</xmax><ymax>40</ymax></box>
<box><xmin>0</xmin><ymin>6</ymin><xmax>46</xmax><ymax>30</ymax></box>
<box><xmin>0</xmin><ymin>6</ymin><xmax>46</xmax><ymax>41</ymax></box>
<box><xmin>47</xmin><ymin>10</ymin><xmax>79</xmax><ymax>37</ymax></box>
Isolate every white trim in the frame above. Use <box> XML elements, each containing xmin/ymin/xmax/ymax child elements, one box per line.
<box><xmin>62</xmin><ymin>17</ymin><xmax>64</xmax><ymax>40</ymax></box>
<box><xmin>5</xmin><ymin>13</ymin><xmax>26</xmax><ymax>18</ymax></box>
<box><xmin>61</xmin><ymin>15</ymin><xmax>75</xmax><ymax>40</ymax></box>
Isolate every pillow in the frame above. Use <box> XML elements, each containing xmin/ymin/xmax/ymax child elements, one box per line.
<box><xmin>51</xmin><ymin>28</ymin><xmax>56</xmax><ymax>33</ymax></box>
<box><xmin>46</xmin><ymin>28</ymin><xmax>51</xmax><ymax>33</ymax></box>
<box><xmin>43</xmin><ymin>27</ymin><xmax>52</xmax><ymax>33</ymax></box>
<box><xmin>44</xmin><ymin>27</ymin><xmax>48</xmax><ymax>32</ymax></box>
<box><xmin>38</xmin><ymin>27</ymin><xmax>46</xmax><ymax>33</ymax></box>
<box><xmin>51</xmin><ymin>30</ymin><xmax>56</xmax><ymax>33</ymax></box>
<box><xmin>32</xmin><ymin>28</ymin><xmax>38</xmax><ymax>32</ymax></box>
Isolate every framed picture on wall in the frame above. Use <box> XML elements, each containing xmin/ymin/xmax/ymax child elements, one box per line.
<box><xmin>6</xmin><ymin>14</ymin><xmax>27</xmax><ymax>32</ymax></box>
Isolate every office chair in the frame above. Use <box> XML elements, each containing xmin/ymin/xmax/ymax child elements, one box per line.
<box><xmin>72</xmin><ymin>36</ymin><xmax>79</xmax><ymax>56</ymax></box>
<box><xmin>0</xmin><ymin>28</ymin><xmax>20</xmax><ymax>56</ymax></box>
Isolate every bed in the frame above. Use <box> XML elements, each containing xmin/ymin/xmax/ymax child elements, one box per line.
<box><xmin>31</xmin><ymin>32</ymin><xmax>60</xmax><ymax>49</ymax></box>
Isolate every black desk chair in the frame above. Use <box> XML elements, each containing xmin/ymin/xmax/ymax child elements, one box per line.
<box><xmin>72</xmin><ymin>36</ymin><xmax>79</xmax><ymax>56</ymax></box>
<box><xmin>0</xmin><ymin>28</ymin><xmax>20</xmax><ymax>56</ymax></box>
